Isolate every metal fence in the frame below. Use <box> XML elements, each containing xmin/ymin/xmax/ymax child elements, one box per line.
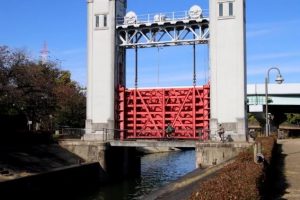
<box><xmin>58</xmin><ymin>127</ymin><xmax>212</xmax><ymax>141</ymax></box>
<box><xmin>116</xmin><ymin>10</ymin><xmax>209</xmax><ymax>25</ymax></box>
<box><xmin>60</xmin><ymin>128</ymin><xmax>85</xmax><ymax>139</ymax></box>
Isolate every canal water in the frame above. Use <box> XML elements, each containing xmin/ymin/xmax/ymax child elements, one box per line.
<box><xmin>80</xmin><ymin>150</ymin><xmax>195</xmax><ymax>200</ymax></box>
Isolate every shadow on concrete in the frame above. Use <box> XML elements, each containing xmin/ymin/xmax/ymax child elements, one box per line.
<box><xmin>0</xmin><ymin>132</ymin><xmax>108</xmax><ymax>199</ymax></box>
<box><xmin>0</xmin><ymin>132</ymin><xmax>85</xmax><ymax>179</ymax></box>
<box><xmin>0</xmin><ymin>162</ymin><xmax>107</xmax><ymax>200</ymax></box>
<box><xmin>288</xmin><ymin>130</ymin><xmax>300</xmax><ymax>138</ymax></box>
<box><xmin>263</xmin><ymin>143</ymin><xmax>289</xmax><ymax>200</ymax></box>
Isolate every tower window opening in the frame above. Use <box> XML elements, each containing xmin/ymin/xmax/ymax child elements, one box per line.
<box><xmin>219</xmin><ymin>3</ymin><xmax>223</xmax><ymax>17</ymax></box>
<box><xmin>95</xmin><ymin>14</ymin><xmax>107</xmax><ymax>28</ymax></box>
<box><xmin>96</xmin><ymin>15</ymin><xmax>99</xmax><ymax>27</ymax></box>
<box><xmin>229</xmin><ymin>2</ymin><xmax>233</xmax><ymax>16</ymax></box>
<box><xmin>104</xmin><ymin>15</ymin><xmax>107</xmax><ymax>26</ymax></box>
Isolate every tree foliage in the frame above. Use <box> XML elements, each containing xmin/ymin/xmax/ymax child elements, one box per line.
<box><xmin>286</xmin><ymin>113</ymin><xmax>300</xmax><ymax>125</ymax></box>
<box><xmin>0</xmin><ymin>46</ymin><xmax>86</xmax><ymax>131</ymax></box>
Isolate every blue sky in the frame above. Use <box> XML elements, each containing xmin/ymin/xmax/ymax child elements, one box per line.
<box><xmin>0</xmin><ymin>0</ymin><xmax>299</xmax><ymax>87</ymax></box>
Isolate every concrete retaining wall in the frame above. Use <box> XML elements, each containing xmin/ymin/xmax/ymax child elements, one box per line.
<box><xmin>59</xmin><ymin>139</ymin><xmax>108</xmax><ymax>170</ymax></box>
<box><xmin>196</xmin><ymin>142</ymin><xmax>251</xmax><ymax>168</ymax></box>
<box><xmin>59</xmin><ymin>139</ymin><xmax>141</xmax><ymax>179</ymax></box>
<box><xmin>0</xmin><ymin>162</ymin><xmax>106</xmax><ymax>199</ymax></box>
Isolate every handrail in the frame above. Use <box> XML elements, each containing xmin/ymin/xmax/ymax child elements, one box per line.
<box><xmin>60</xmin><ymin>127</ymin><xmax>211</xmax><ymax>141</ymax></box>
<box><xmin>116</xmin><ymin>9</ymin><xmax>209</xmax><ymax>26</ymax></box>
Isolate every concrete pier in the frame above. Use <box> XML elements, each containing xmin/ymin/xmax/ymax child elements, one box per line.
<box><xmin>58</xmin><ymin>140</ymin><xmax>108</xmax><ymax>168</ymax></box>
<box><xmin>58</xmin><ymin>139</ymin><xmax>141</xmax><ymax>179</ymax></box>
<box><xmin>59</xmin><ymin>139</ymin><xmax>252</xmax><ymax>178</ymax></box>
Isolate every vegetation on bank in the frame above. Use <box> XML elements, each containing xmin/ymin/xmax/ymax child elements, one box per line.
<box><xmin>0</xmin><ymin>46</ymin><xmax>86</xmax><ymax>132</ymax></box>
<box><xmin>248</xmin><ymin>113</ymin><xmax>300</xmax><ymax>126</ymax></box>
<box><xmin>190</xmin><ymin>137</ymin><xmax>276</xmax><ymax>200</ymax></box>
<box><xmin>285</xmin><ymin>113</ymin><xmax>300</xmax><ymax>125</ymax></box>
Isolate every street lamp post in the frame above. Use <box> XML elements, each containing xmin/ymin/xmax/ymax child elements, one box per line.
<box><xmin>265</xmin><ymin>67</ymin><xmax>284</xmax><ymax>136</ymax></box>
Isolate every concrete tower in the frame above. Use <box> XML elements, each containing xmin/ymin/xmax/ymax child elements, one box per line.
<box><xmin>209</xmin><ymin>0</ymin><xmax>247</xmax><ymax>141</ymax></box>
<box><xmin>85</xmin><ymin>0</ymin><xmax>126</xmax><ymax>140</ymax></box>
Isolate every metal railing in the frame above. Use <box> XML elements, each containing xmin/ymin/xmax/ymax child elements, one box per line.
<box><xmin>112</xmin><ymin>128</ymin><xmax>210</xmax><ymax>141</ymax></box>
<box><xmin>60</xmin><ymin>128</ymin><xmax>85</xmax><ymax>139</ymax></box>
<box><xmin>58</xmin><ymin>127</ymin><xmax>212</xmax><ymax>141</ymax></box>
<box><xmin>116</xmin><ymin>10</ymin><xmax>209</xmax><ymax>25</ymax></box>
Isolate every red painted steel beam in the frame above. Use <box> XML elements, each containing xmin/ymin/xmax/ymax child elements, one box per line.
<box><xmin>117</xmin><ymin>85</ymin><xmax>210</xmax><ymax>140</ymax></box>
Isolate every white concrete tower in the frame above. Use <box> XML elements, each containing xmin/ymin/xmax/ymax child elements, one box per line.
<box><xmin>209</xmin><ymin>0</ymin><xmax>247</xmax><ymax>141</ymax></box>
<box><xmin>85</xmin><ymin>0</ymin><xmax>126</xmax><ymax>140</ymax></box>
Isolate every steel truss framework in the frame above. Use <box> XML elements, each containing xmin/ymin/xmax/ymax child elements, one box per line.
<box><xmin>118</xmin><ymin>85</ymin><xmax>210</xmax><ymax>140</ymax></box>
<box><xmin>116</xmin><ymin>20</ymin><xmax>209</xmax><ymax>48</ymax></box>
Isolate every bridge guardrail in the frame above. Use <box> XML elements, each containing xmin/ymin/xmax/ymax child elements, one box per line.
<box><xmin>108</xmin><ymin>128</ymin><xmax>210</xmax><ymax>141</ymax></box>
<box><xmin>60</xmin><ymin>128</ymin><xmax>85</xmax><ymax>139</ymax></box>
<box><xmin>58</xmin><ymin>127</ymin><xmax>211</xmax><ymax>141</ymax></box>
<box><xmin>116</xmin><ymin>10</ymin><xmax>209</xmax><ymax>26</ymax></box>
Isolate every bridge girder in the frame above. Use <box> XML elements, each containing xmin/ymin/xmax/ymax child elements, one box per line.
<box><xmin>117</xmin><ymin>20</ymin><xmax>209</xmax><ymax>48</ymax></box>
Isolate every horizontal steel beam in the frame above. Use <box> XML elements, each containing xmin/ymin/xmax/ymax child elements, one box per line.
<box><xmin>117</xmin><ymin>20</ymin><xmax>209</xmax><ymax>48</ymax></box>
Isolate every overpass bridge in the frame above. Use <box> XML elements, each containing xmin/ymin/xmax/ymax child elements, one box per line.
<box><xmin>247</xmin><ymin>83</ymin><xmax>300</xmax><ymax>113</ymax></box>
<box><xmin>247</xmin><ymin>83</ymin><xmax>300</xmax><ymax>109</ymax></box>
<box><xmin>247</xmin><ymin>83</ymin><xmax>300</xmax><ymax>131</ymax></box>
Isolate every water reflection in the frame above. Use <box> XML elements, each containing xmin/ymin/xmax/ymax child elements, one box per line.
<box><xmin>84</xmin><ymin>150</ymin><xmax>195</xmax><ymax>200</ymax></box>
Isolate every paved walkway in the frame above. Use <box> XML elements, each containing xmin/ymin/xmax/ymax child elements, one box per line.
<box><xmin>278</xmin><ymin>139</ymin><xmax>300</xmax><ymax>200</ymax></box>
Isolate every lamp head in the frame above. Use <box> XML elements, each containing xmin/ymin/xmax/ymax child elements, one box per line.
<box><xmin>275</xmin><ymin>74</ymin><xmax>284</xmax><ymax>84</ymax></box>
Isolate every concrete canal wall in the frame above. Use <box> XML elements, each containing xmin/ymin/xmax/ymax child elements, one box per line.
<box><xmin>59</xmin><ymin>139</ymin><xmax>141</xmax><ymax>179</ymax></box>
<box><xmin>195</xmin><ymin>142</ymin><xmax>251</xmax><ymax>168</ymax></box>
<box><xmin>0</xmin><ymin>162</ymin><xmax>105</xmax><ymax>199</ymax></box>
<box><xmin>59</xmin><ymin>139</ymin><xmax>252</xmax><ymax>178</ymax></box>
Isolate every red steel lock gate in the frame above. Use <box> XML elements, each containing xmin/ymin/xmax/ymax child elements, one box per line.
<box><xmin>117</xmin><ymin>85</ymin><xmax>210</xmax><ymax>140</ymax></box>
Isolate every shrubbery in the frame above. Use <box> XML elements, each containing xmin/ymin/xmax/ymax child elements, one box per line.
<box><xmin>190</xmin><ymin>137</ymin><xmax>276</xmax><ymax>200</ymax></box>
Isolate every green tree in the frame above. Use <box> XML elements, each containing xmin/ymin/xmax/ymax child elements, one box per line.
<box><xmin>286</xmin><ymin>113</ymin><xmax>300</xmax><ymax>125</ymax></box>
<box><xmin>0</xmin><ymin>46</ymin><xmax>86</xmax><ymax>131</ymax></box>
<box><xmin>54</xmin><ymin>70</ymin><xmax>86</xmax><ymax>128</ymax></box>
